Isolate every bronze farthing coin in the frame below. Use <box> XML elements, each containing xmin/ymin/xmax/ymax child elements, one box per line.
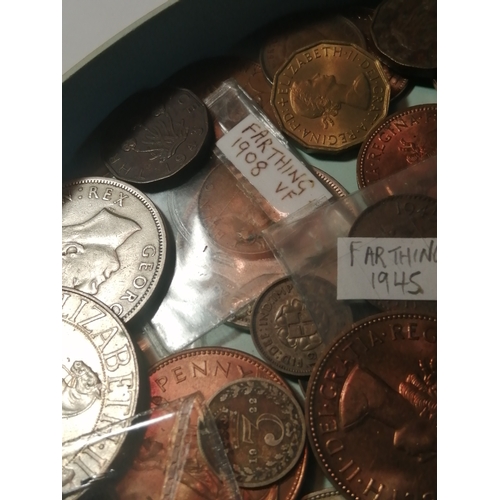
<box><xmin>343</xmin><ymin>7</ymin><xmax>409</xmax><ymax>101</ymax></box>
<box><xmin>271</xmin><ymin>42</ymin><xmax>390</xmax><ymax>154</ymax></box>
<box><xmin>251</xmin><ymin>277</ymin><xmax>353</xmax><ymax>376</ymax></box>
<box><xmin>348</xmin><ymin>194</ymin><xmax>437</xmax><ymax>314</ymax></box>
<box><xmin>113</xmin><ymin>347</ymin><xmax>308</xmax><ymax>500</ymax></box>
<box><xmin>62</xmin><ymin>177</ymin><xmax>169</xmax><ymax>323</ymax></box>
<box><xmin>224</xmin><ymin>167</ymin><xmax>347</xmax><ymax>331</ymax></box>
<box><xmin>356</xmin><ymin>104</ymin><xmax>437</xmax><ymax>189</ymax></box>
<box><xmin>306</xmin><ymin>313</ymin><xmax>437</xmax><ymax>499</ymax></box>
<box><xmin>260</xmin><ymin>12</ymin><xmax>366</xmax><ymax>84</ymax></box>
<box><xmin>198</xmin><ymin>161</ymin><xmax>275</xmax><ymax>259</ymax></box>
<box><xmin>101</xmin><ymin>87</ymin><xmax>212</xmax><ymax>184</ymax></box>
<box><xmin>62</xmin><ymin>288</ymin><xmax>139</xmax><ymax>499</ymax></box>
<box><xmin>202</xmin><ymin>377</ymin><xmax>306</xmax><ymax>488</ymax></box>
<box><xmin>370</xmin><ymin>0</ymin><xmax>437</xmax><ymax>77</ymax></box>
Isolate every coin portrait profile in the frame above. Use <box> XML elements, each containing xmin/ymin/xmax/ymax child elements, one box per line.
<box><xmin>289</xmin><ymin>73</ymin><xmax>370</xmax><ymax>129</ymax></box>
<box><xmin>62</xmin><ymin>208</ymin><xmax>141</xmax><ymax>295</ymax></box>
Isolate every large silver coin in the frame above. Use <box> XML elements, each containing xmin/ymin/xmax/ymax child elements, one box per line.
<box><xmin>62</xmin><ymin>287</ymin><xmax>140</xmax><ymax>499</ymax></box>
<box><xmin>62</xmin><ymin>177</ymin><xmax>169</xmax><ymax>322</ymax></box>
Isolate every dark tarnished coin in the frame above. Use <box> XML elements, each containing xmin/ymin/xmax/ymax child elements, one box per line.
<box><xmin>371</xmin><ymin>0</ymin><xmax>437</xmax><ymax>77</ymax></box>
<box><xmin>251</xmin><ymin>277</ymin><xmax>353</xmax><ymax>376</ymax></box>
<box><xmin>306</xmin><ymin>313</ymin><xmax>437</xmax><ymax>500</ymax></box>
<box><xmin>62</xmin><ymin>177</ymin><xmax>169</xmax><ymax>322</ymax></box>
<box><xmin>260</xmin><ymin>12</ymin><xmax>366</xmax><ymax>84</ymax></box>
<box><xmin>348</xmin><ymin>194</ymin><xmax>437</xmax><ymax>314</ymax></box>
<box><xmin>348</xmin><ymin>194</ymin><xmax>436</xmax><ymax>238</ymax></box>
<box><xmin>203</xmin><ymin>377</ymin><xmax>306</xmax><ymax>488</ymax></box>
<box><xmin>344</xmin><ymin>7</ymin><xmax>409</xmax><ymax>101</ymax></box>
<box><xmin>62</xmin><ymin>288</ymin><xmax>139</xmax><ymax>499</ymax></box>
<box><xmin>356</xmin><ymin>104</ymin><xmax>437</xmax><ymax>188</ymax></box>
<box><xmin>114</xmin><ymin>347</ymin><xmax>308</xmax><ymax>500</ymax></box>
<box><xmin>271</xmin><ymin>42</ymin><xmax>390</xmax><ymax>154</ymax></box>
<box><xmin>101</xmin><ymin>87</ymin><xmax>212</xmax><ymax>184</ymax></box>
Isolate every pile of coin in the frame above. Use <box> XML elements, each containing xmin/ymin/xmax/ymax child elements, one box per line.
<box><xmin>62</xmin><ymin>0</ymin><xmax>437</xmax><ymax>498</ymax></box>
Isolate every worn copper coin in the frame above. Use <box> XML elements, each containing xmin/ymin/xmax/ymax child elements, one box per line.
<box><xmin>113</xmin><ymin>347</ymin><xmax>308</xmax><ymax>500</ymax></box>
<box><xmin>260</xmin><ymin>12</ymin><xmax>366</xmax><ymax>84</ymax></box>
<box><xmin>344</xmin><ymin>7</ymin><xmax>409</xmax><ymax>101</ymax></box>
<box><xmin>370</xmin><ymin>0</ymin><xmax>437</xmax><ymax>77</ymax></box>
<box><xmin>271</xmin><ymin>42</ymin><xmax>390</xmax><ymax>154</ymax></box>
<box><xmin>223</xmin><ymin>167</ymin><xmax>347</xmax><ymax>330</ymax></box>
<box><xmin>356</xmin><ymin>104</ymin><xmax>437</xmax><ymax>188</ymax></box>
<box><xmin>62</xmin><ymin>177</ymin><xmax>169</xmax><ymax>322</ymax></box>
<box><xmin>62</xmin><ymin>288</ymin><xmax>139</xmax><ymax>499</ymax></box>
<box><xmin>251</xmin><ymin>277</ymin><xmax>353</xmax><ymax>376</ymax></box>
<box><xmin>202</xmin><ymin>377</ymin><xmax>306</xmax><ymax>488</ymax></box>
<box><xmin>348</xmin><ymin>194</ymin><xmax>437</xmax><ymax>314</ymax></box>
<box><xmin>101</xmin><ymin>87</ymin><xmax>212</xmax><ymax>184</ymax></box>
<box><xmin>306</xmin><ymin>313</ymin><xmax>437</xmax><ymax>499</ymax></box>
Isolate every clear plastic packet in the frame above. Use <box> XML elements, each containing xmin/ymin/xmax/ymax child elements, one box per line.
<box><xmin>261</xmin><ymin>155</ymin><xmax>437</xmax><ymax>346</ymax></box>
<box><xmin>144</xmin><ymin>80</ymin><xmax>335</xmax><ymax>353</ymax></box>
<box><xmin>62</xmin><ymin>391</ymin><xmax>241</xmax><ymax>500</ymax></box>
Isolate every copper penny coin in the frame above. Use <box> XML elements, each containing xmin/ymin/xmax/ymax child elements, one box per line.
<box><xmin>101</xmin><ymin>86</ymin><xmax>212</xmax><ymax>184</ymax></box>
<box><xmin>271</xmin><ymin>42</ymin><xmax>390</xmax><ymax>154</ymax></box>
<box><xmin>62</xmin><ymin>288</ymin><xmax>139</xmax><ymax>499</ymax></box>
<box><xmin>348</xmin><ymin>194</ymin><xmax>437</xmax><ymax>314</ymax></box>
<box><xmin>62</xmin><ymin>177</ymin><xmax>170</xmax><ymax>323</ymax></box>
<box><xmin>113</xmin><ymin>347</ymin><xmax>308</xmax><ymax>500</ymax></box>
<box><xmin>306</xmin><ymin>313</ymin><xmax>437</xmax><ymax>499</ymax></box>
<box><xmin>356</xmin><ymin>104</ymin><xmax>437</xmax><ymax>189</ymax></box>
<box><xmin>343</xmin><ymin>7</ymin><xmax>409</xmax><ymax>101</ymax></box>
<box><xmin>370</xmin><ymin>0</ymin><xmax>437</xmax><ymax>77</ymax></box>
<box><xmin>260</xmin><ymin>12</ymin><xmax>366</xmax><ymax>84</ymax></box>
<box><xmin>202</xmin><ymin>377</ymin><xmax>306</xmax><ymax>488</ymax></box>
<box><xmin>251</xmin><ymin>277</ymin><xmax>353</xmax><ymax>376</ymax></box>
<box><xmin>301</xmin><ymin>489</ymin><xmax>343</xmax><ymax>500</ymax></box>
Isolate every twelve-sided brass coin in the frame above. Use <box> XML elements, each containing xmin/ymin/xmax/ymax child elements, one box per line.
<box><xmin>62</xmin><ymin>177</ymin><xmax>169</xmax><ymax>323</ymax></box>
<box><xmin>203</xmin><ymin>377</ymin><xmax>306</xmax><ymax>488</ymax></box>
<box><xmin>306</xmin><ymin>313</ymin><xmax>436</xmax><ymax>499</ymax></box>
<box><xmin>62</xmin><ymin>287</ymin><xmax>139</xmax><ymax>499</ymax></box>
<box><xmin>271</xmin><ymin>42</ymin><xmax>390</xmax><ymax>154</ymax></box>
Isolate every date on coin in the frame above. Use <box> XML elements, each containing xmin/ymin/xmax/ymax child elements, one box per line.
<box><xmin>200</xmin><ymin>377</ymin><xmax>306</xmax><ymax>488</ymax></box>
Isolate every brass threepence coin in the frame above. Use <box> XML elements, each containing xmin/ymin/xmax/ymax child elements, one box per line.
<box><xmin>62</xmin><ymin>288</ymin><xmax>139</xmax><ymax>499</ymax></box>
<box><xmin>101</xmin><ymin>86</ymin><xmax>212</xmax><ymax>184</ymax></box>
<box><xmin>271</xmin><ymin>42</ymin><xmax>390</xmax><ymax>154</ymax></box>
<box><xmin>306</xmin><ymin>313</ymin><xmax>437</xmax><ymax>500</ymax></box>
<box><xmin>203</xmin><ymin>377</ymin><xmax>306</xmax><ymax>488</ymax></box>
<box><xmin>348</xmin><ymin>194</ymin><xmax>437</xmax><ymax>314</ymax></box>
<box><xmin>356</xmin><ymin>104</ymin><xmax>437</xmax><ymax>188</ymax></box>
<box><xmin>114</xmin><ymin>347</ymin><xmax>308</xmax><ymax>500</ymax></box>
<box><xmin>370</xmin><ymin>0</ymin><xmax>437</xmax><ymax>77</ymax></box>
<box><xmin>62</xmin><ymin>177</ymin><xmax>169</xmax><ymax>323</ymax></box>
<box><xmin>251</xmin><ymin>277</ymin><xmax>353</xmax><ymax>376</ymax></box>
<box><xmin>344</xmin><ymin>7</ymin><xmax>409</xmax><ymax>101</ymax></box>
<box><xmin>260</xmin><ymin>12</ymin><xmax>366</xmax><ymax>84</ymax></box>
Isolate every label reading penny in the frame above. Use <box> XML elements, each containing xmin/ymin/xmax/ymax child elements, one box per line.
<box><xmin>337</xmin><ymin>237</ymin><xmax>437</xmax><ymax>300</ymax></box>
<box><xmin>216</xmin><ymin>115</ymin><xmax>331</xmax><ymax>216</ymax></box>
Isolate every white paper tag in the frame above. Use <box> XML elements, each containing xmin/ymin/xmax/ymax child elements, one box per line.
<box><xmin>216</xmin><ymin>115</ymin><xmax>331</xmax><ymax>216</ymax></box>
<box><xmin>337</xmin><ymin>237</ymin><xmax>437</xmax><ymax>300</ymax></box>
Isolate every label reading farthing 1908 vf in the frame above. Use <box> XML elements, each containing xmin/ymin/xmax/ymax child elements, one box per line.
<box><xmin>216</xmin><ymin>115</ymin><xmax>331</xmax><ymax>216</ymax></box>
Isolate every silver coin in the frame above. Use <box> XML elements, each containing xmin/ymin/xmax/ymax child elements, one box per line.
<box><xmin>62</xmin><ymin>177</ymin><xmax>169</xmax><ymax>322</ymax></box>
<box><xmin>62</xmin><ymin>287</ymin><xmax>139</xmax><ymax>499</ymax></box>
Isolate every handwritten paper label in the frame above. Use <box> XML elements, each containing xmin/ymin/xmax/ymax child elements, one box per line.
<box><xmin>217</xmin><ymin>115</ymin><xmax>331</xmax><ymax>216</ymax></box>
<box><xmin>337</xmin><ymin>237</ymin><xmax>437</xmax><ymax>300</ymax></box>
